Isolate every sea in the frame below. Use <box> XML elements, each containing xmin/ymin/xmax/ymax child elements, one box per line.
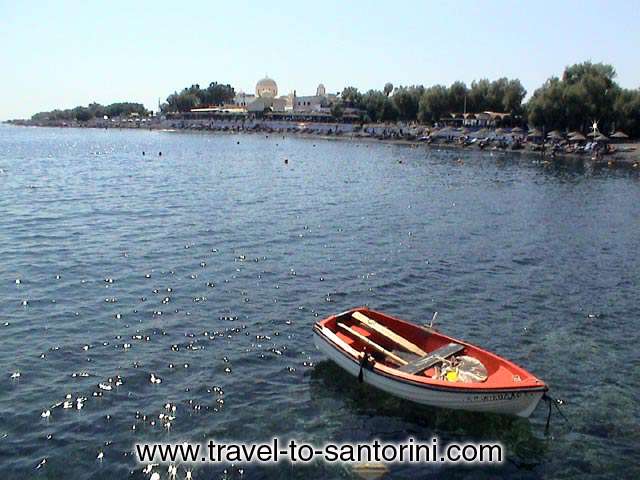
<box><xmin>0</xmin><ymin>124</ymin><xmax>638</xmax><ymax>479</ymax></box>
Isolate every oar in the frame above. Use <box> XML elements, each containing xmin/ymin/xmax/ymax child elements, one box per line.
<box><xmin>318</xmin><ymin>326</ymin><xmax>361</xmax><ymax>359</ymax></box>
<box><xmin>337</xmin><ymin>323</ymin><xmax>408</xmax><ymax>366</ymax></box>
<box><xmin>352</xmin><ymin>311</ymin><xmax>427</xmax><ymax>356</ymax></box>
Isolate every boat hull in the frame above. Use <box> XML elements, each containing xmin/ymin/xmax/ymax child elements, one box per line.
<box><xmin>314</xmin><ymin>329</ymin><xmax>545</xmax><ymax>418</ymax></box>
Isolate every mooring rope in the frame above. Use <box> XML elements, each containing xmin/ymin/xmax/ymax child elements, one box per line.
<box><xmin>542</xmin><ymin>393</ymin><xmax>570</xmax><ymax>435</ymax></box>
<box><xmin>358</xmin><ymin>351</ymin><xmax>374</xmax><ymax>383</ymax></box>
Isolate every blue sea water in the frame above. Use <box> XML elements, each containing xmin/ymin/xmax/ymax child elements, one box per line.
<box><xmin>0</xmin><ymin>124</ymin><xmax>638</xmax><ymax>479</ymax></box>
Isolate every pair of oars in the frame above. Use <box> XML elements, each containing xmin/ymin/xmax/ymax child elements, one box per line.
<box><xmin>337</xmin><ymin>312</ymin><xmax>427</xmax><ymax>366</ymax></box>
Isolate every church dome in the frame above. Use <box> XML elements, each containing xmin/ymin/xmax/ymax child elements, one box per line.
<box><xmin>256</xmin><ymin>77</ymin><xmax>278</xmax><ymax>98</ymax></box>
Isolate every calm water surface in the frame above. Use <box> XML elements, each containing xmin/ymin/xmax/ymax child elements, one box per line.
<box><xmin>0</xmin><ymin>125</ymin><xmax>638</xmax><ymax>479</ymax></box>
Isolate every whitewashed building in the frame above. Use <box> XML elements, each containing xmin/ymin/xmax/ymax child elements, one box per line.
<box><xmin>233</xmin><ymin>78</ymin><xmax>336</xmax><ymax>114</ymax></box>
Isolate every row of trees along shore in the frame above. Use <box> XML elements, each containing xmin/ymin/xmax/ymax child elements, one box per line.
<box><xmin>26</xmin><ymin>62</ymin><xmax>640</xmax><ymax>137</ymax></box>
<box><xmin>335</xmin><ymin>78</ymin><xmax>527</xmax><ymax>123</ymax></box>
<box><xmin>30</xmin><ymin>102</ymin><xmax>149</xmax><ymax>122</ymax></box>
<box><xmin>162</xmin><ymin>82</ymin><xmax>235</xmax><ymax>112</ymax></box>
<box><xmin>333</xmin><ymin>62</ymin><xmax>639</xmax><ymax>136</ymax></box>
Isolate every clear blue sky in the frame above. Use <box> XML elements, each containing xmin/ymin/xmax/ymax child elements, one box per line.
<box><xmin>1</xmin><ymin>0</ymin><xmax>638</xmax><ymax>120</ymax></box>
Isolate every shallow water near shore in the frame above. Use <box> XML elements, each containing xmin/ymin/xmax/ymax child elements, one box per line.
<box><xmin>0</xmin><ymin>124</ymin><xmax>639</xmax><ymax>479</ymax></box>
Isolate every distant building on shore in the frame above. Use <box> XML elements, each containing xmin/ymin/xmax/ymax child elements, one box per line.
<box><xmin>255</xmin><ymin>76</ymin><xmax>278</xmax><ymax>98</ymax></box>
<box><xmin>289</xmin><ymin>83</ymin><xmax>337</xmax><ymax>113</ymax></box>
<box><xmin>439</xmin><ymin>111</ymin><xmax>515</xmax><ymax>128</ymax></box>
<box><xmin>232</xmin><ymin>91</ymin><xmax>256</xmax><ymax>107</ymax></box>
<box><xmin>170</xmin><ymin>76</ymin><xmax>357</xmax><ymax>123</ymax></box>
<box><xmin>230</xmin><ymin>76</ymin><xmax>336</xmax><ymax>114</ymax></box>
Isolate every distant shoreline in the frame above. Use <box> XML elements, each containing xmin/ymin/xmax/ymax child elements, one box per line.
<box><xmin>4</xmin><ymin>120</ymin><xmax>639</xmax><ymax>169</ymax></box>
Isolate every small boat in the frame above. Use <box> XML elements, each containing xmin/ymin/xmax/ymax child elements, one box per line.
<box><xmin>313</xmin><ymin>307</ymin><xmax>547</xmax><ymax>417</ymax></box>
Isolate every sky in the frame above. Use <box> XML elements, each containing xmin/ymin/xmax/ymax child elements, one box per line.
<box><xmin>1</xmin><ymin>0</ymin><xmax>639</xmax><ymax>120</ymax></box>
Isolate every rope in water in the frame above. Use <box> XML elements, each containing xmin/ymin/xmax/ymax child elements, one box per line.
<box><xmin>543</xmin><ymin>393</ymin><xmax>570</xmax><ymax>435</ymax></box>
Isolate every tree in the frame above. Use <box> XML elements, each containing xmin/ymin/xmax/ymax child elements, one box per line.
<box><xmin>165</xmin><ymin>91</ymin><xmax>199</xmax><ymax>112</ymax></box>
<box><xmin>614</xmin><ymin>88</ymin><xmax>640</xmax><ymax>137</ymax></box>
<box><xmin>379</xmin><ymin>97</ymin><xmax>399</xmax><ymax>122</ymax></box>
<box><xmin>361</xmin><ymin>90</ymin><xmax>386</xmax><ymax>122</ymax></box>
<box><xmin>330</xmin><ymin>102</ymin><xmax>344</xmax><ymax>119</ymax></box>
<box><xmin>467</xmin><ymin>79</ymin><xmax>491</xmax><ymax>112</ymax></box>
<box><xmin>88</xmin><ymin>102</ymin><xmax>106</xmax><ymax>118</ymax></box>
<box><xmin>341</xmin><ymin>87</ymin><xmax>362</xmax><ymax>108</ymax></box>
<box><xmin>161</xmin><ymin>81</ymin><xmax>236</xmax><ymax>112</ymax></box>
<box><xmin>563</xmin><ymin>62</ymin><xmax>616</xmax><ymax>86</ymax></box>
<box><xmin>384</xmin><ymin>83</ymin><xmax>394</xmax><ymax>97</ymax></box>
<box><xmin>105</xmin><ymin>102</ymin><xmax>148</xmax><ymax>117</ymax></box>
<box><xmin>527</xmin><ymin>62</ymin><xmax>621</xmax><ymax>132</ymax></box>
<box><xmin>527</xmin><ymin>77</ymin><xmax>566</xmax><ymax>130</ymax></box>
<box><xmin>502</xmin><ymin>79</ymin><xmax>527</xmax><ymax>115</ymax></box>
<box><xmin>73</xmin><ymin>107</ymin><xmax>92</xmax><ymax>122</ymax></box>
<box><xmin>203</xmin><ymin>82</ymin><xmax>235</xmax><ymax>105</ymax></box>
<box><xmin>392</xmin><ymin>86</ymin><xmax>422</xmax><ymax>121</ymax></box>
<box><xmin>448</xmin><ymin>81</ymin><xmax>468</xmax><ymax>113</ymax></box>
<box><xmin>418</xmin><ymin>85</ymin><xmax>449</xmax><ymax>124</ymax></box>
<box><xmin>30</xmin><ymin>101</ymin><xmax>149</xmax><ymax>123</ymax></box>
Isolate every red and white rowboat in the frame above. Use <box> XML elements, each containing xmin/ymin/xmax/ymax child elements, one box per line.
<box><xmin>313</xmin><ymin>307</ymin><xmax>547</xmax><ymax>417</ymax></box>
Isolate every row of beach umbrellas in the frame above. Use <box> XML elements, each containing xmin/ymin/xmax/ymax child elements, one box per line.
<box><xmin>429</xmin><ymin>126</ymin><xmax>523</xmax><ymax>137</ymax></box>
<box><xmin>527</xmin><ymin>129</ymin><xmax>629</xmax><ymax>142</ymax></box>
<box><xmin>427</xmin><ymin>126</ymin><xmax>629</xmax><ymax>141</ymax></box>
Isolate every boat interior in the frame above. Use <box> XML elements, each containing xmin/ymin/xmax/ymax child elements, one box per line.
<box><xmin>317</xmin><ymin>308</ymin><xmax>542</xmax><ymax>389</ymax></box>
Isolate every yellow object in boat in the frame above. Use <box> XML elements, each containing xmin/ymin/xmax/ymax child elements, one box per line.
<box><xmin>446</xmin><ymin>370</ymin><xmax>458</xmax><ymax>382</ymax></box>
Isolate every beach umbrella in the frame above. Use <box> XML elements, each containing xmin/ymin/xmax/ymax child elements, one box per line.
<box><xmin>527</xmin><ymin>128</ymin><xmax>543</xmax><ymax>137</ymax></box>
<box><xmin>568</xmin><ymin>130</ymin><xmax>583</xmax><ymax>137</ymax></box>
<box><xmin>587</xmin><ymin>131</ymin><xmax>599</xmax><ymax>137</ymax></box>
<box><xmin>569</xmin><ymin>132</ymin><xmax>586</xmax><ymax>141</ymax></box>
<box><xmin>610</xmin><ymin>131</ymin><xmax>629</xmax><ymax>139</ymax></box>
<box><xmin>495</xmin><ymin>128</ymin><xmax>505</xmax><ymax>135</ymax></box>
<box><xmin>511</xmin><ymin>126</ymin><xmax>524</xmax><ymax>133</ymax></box>
<box><xmin>547</xmin><ymin>130</ymin><xmax>563</xmax><ymax>139</ymax></box>
<box><xmin>595</xmin><ymin>134</ymin><xmax>609</xmax><ymax>142</ymax></box>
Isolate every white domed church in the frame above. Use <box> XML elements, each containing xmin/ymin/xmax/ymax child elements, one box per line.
<box><xmin>232</xmin><ymin>76</ymin><xmax>335</xmax><ymax>113</ymax></box>
<box><xmin>255</xmin><ymin>76</ymin><xmax>278</xmax><ymax>98</ymax></box>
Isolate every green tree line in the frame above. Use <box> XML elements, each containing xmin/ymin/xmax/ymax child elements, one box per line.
<box><xmin>334</xmin><ymin>62</ymin><xmax>639</xmax><ymax>136</ymax></box>
<box><xmin>31</xmin><ymin>102</ymin><xmax>149</xmax><ymax>122</ymax></box>
<box><xmin>161</xmin><ymin>82</ymin><xmax>235</xmax><ymax>113</ymax></box>
<box><xmin>527</xmin><ymin>62</ymin><xmax>640</xmax><ymax>136</ymax></box>
<box><xmin>334</xmin><ymin>78</ymin><xmax>527</xmax><ymax>124</ymax></box>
